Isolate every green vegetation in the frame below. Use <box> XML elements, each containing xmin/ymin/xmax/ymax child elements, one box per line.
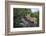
<box><xmin>13</xmin><ymin>8</ymin><xmax>31</xmax><ymax>17</ymax></box>
<box><xmin>13</xmin><ymin>8</ymin><xmax>39</xmax><ymax>27</ymax></box>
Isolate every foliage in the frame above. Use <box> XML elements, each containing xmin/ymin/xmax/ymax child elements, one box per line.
<box><xmin>13</xmin><ymin>8</ymin><xmax>39</xmax><ymax>27</ymax></box>
<box><xmin>13</xmin><ymin>8</ymin><xmax>32</xmax><ymax>27</ymax></box>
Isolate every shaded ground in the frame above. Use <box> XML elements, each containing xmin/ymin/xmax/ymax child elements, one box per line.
<box><xmin>14</xmin><ymin>16</ymin><xmax>37</xmax><ymax>28</ymax></box>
